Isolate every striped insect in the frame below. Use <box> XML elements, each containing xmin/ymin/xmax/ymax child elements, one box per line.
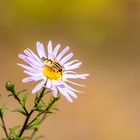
<box><xmin>42</xmin><ymin>57</ymin><xmax>64</xmax><ymax>74</ymax></box>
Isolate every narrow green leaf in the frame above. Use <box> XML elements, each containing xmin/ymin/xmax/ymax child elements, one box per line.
<box><xmin>9</xmin><ymin>126</ymin><xmax>22</xmax><ymax>139</ymax></box>
<box><xmin>26</xmin><ymin>117</ymin><xmax>41</xmax><ymax>130</ymax></box>
<box><xmin>9</xmin><ymin>128</ymin><xmax>19</xmax><ymax>138</ymax></box>
<box><xmin>21</xmin><ymin>92</ymin><xmax>29</xmax><ymax>107</ymax></box>
<box><xmin>12</xmin><ymin>125</ymin><xmax>21</xmax><ymax>130</ymax></box>
<box><xmin>12</xmin><ymin>108</ymin><xmax>27</xmax><ymax>116</ymax></box>
<box><xmin>33</xmin><ymin>100</ymin><xmax>46</xmax><ymax>111</ymax></box>
<box><xmin>16</xmin><ymin>89</ymin><xmax>26</xmax><ymax>96</ymax></box>
<box><xmin>0</xmin><ymin>104</ymin><xmax>8</xmax><ymax>115</ymax></box>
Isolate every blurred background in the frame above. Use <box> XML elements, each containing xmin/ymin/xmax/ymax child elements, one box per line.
<box><xmin>0</xmin><ymin>0</ymin><xmax>140</xmax><ymax>139</ymax></box>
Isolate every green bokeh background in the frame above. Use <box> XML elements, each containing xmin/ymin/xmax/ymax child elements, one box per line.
<box><xmin>0</xmin><ymin>0</ymin><xmax>140</xmax><ymax>140</ymax></box>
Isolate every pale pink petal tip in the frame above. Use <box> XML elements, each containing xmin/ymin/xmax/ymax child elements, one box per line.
<box><xmin>32</xmin><ymin>80</ymin><xmax>46</xmax><ymax>94</ymax></box>
<box><xmin>65</xmin><ymin>95</ymin><xmax>73</xmax><ymax>103</ymax></box>
<box><xmin>69</xmin><ymin>99</ymin><xmax>73</xmax><ymax>103</ymax></box>
<box><xmin>48</xmin><ymin>40</ymin><xmax>52</xmax><ymax>45</ymax></box>
<box><xmin>22</xmin><ymin>77</ymin><xmax>33</xmax><ymax>83</ymax></box>
<box><xmin>80</xmin><ymin>74</ymin><xmax>90</xmax><ymax>79</ymax></box>
<box><xmin>18</xmin><ymin>54</ymin><xmax>25</xmax><ymax>59</ymax></box>
<box><xmin>56</xmin><ymin>46</ymin><xmax>70</xmax><ymax>61</ymax></box>
<box><xmin>53</xmin><ymin>44</ymin><xmax>61</xmax><ymax>58</ymax></box>
<box><xmin>36</xmin><ymin>42</ymin><xmax>46</xmax><ymax>58</ymax></box>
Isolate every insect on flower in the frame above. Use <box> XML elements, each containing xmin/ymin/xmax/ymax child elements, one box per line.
<box><xmin>18</xmin><ymin>41</ymin><xmax>89</xmax><ymax>102</ymax></box>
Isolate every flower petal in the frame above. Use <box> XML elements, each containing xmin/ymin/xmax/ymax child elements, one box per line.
<box><xmin>52</xmin><ymin>80</ymin><xmax>65</xmax><ymax>88</ymax></box>
<box><xmin>32</xmin><ymin>80</ymin><xmax>46</xmax><ymax>94</ymax></box>
<box><xmin>56</xmin><ymin>46</ymin><xmax>69</xmax><ymax>61</ymax></box>
<box><xmin>23</xmin><ymin>71</ymin><xmax>46</xmax><ymax>81</ymax></box>
<box><xmin>64</xmin><ymin>71</ymin><xmax>77</xmax><ymax>74</ymax></box>
<box><xmin>65</xmin><ymin>87</ymin><xmax>78</xmax><ymax>98</ymax></box>
<box><xmin>32</xmin><ymin>75</ymin><xmax>46</xmax><ymax>81</ymax></box>
<box><xmin>59</xmin><ymin>53</ymin><xmax>73</xmax><ymax>65</ymax></box>
<box><xmin>25</xmin><ymin>49</ymin><xmax>43</xmax><ymax>65</ymax></box>
<box><xmin>57</xmin><ymin>86</ymin><xmax>73</xmax><ymax>102</ymax></box>
<box><xmin>53</xmin><ymin>44</ymin><xmax>61</xmax><ymax>58</ymax></box>
<box><xmin>18</xmin><ymin>54</ymin><xmax>42</xmax><ymax>69</ymax></box>
<box><xmin>63</xmin><ymin>60</ymin><xmax>79</xmax><ymax>67</ymax></box>
<box><xmin>24</xmin><ymin>70</ymin><xmax>42</xmax><ymax>77</ymax></box>
<box><xmin>22</xmin><ymin>77</ymin><xmax>33</xmax><ymax>83</ymax></box>
<box><xmin>48</xmin><ymin>41</ymin><xmax>53</xmax><ymax>59</ymax></box>
<box><xmin>36</xmin><ymin>42</ymin><xmax>47</xmax><ymax>58</ymax></box>
<box><xmin>60</xmin><ymin>81</ymin><xmax>83</xmax><ymax>93</ymax></box>
<box><xmin>52</xmin><ymin>82</ymin><xmax>58</xmax><ymax>97</ymax></box>
<box><xmin>65</xmin><ymin>79</ymin><xmax>86</xmax><ymax>87</ymax></box>
<box><xmin>63</xmin><ymin>74</ymin><xmax>89</xmax><ymax>79</ymax></box>
<box><xmin>17</xmin><ymin>63</ymin><xmax>40</xmax><ymax>73</ymax></box>
<box><xmin>46</xmin><ymin>79</ymin><xmax>52</xmax><ymax>89</ymax></box>
<box><xmin>65</xmin><ymin>62</ymin><xmax>82</xmax><ymax>70</ymax></box>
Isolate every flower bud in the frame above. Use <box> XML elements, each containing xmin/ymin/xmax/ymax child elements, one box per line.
<box><xmin>6</xmin><ymin>81</ymin><xmax>15</xmax><ymax>92</ymax></box>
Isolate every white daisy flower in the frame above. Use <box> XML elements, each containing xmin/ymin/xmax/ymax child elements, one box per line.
<box><xmin>18</xmin><ymin>41</ymin><xmax>89</xmax><ymax>102</ymax></box>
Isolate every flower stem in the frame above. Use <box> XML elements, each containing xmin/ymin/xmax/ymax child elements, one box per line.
<box><xmin>19</xmin><ymin>110</ymin><xmax>33</xmax><ymax>137</ymax></box>
<box><xmin>30</xmin><ymin>96</ymin><xmax>60</xmax><ymax>138</ymax></box>
<box><xmin>18</xmin><ymin>87</ymin><xmax>46</xmax><ymax>137</ymax></box>
<box><xmin>0</xmin><ymin>111</ymin><xmax>8</xmax><ymax>138</ymax></box>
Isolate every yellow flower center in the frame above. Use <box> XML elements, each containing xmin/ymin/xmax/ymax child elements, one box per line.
<box><xmin>42</xmin><ymin>59</ymin><xmax>64</xmax><ymax>80</ymax></box>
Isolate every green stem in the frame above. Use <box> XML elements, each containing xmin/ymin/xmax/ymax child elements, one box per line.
<box><xmin>18</xmin><ymin>87</ymin><xmax>46</xmax><ymax>137</ymax></box>
<box><xmin>30</xmin><ymin>113</ymin><xmax>46</xmax><ymax>139</ymax></box>
<box><xmin>0</xmin><ymin>111</ymin><xmax>8</xmax><ymax>138</ymax></box>
<box><xmin>10</xmin><ymin>89</ymin><xmax>29</xmax><ymax>115</ymax></box>
<box><xmin>30</xmin><ymin>113</ymin><xmax>46</xmax><ymax>138</ymax></box>
<box><xmin>15</xmin><ymin>95</ymin><xmax>29</xmax><ymax>115</ymax></box>
<box><xmin>30</xmin><ymin>128</ymin><xmax>37</xmax><ymax>138</ymax></box>
<box><xmin>30</xmin><ymin>96</ymin><xmax>60</xmax><ymax>138</ymax></box>
<box><xmin>28</xmin><ymin>96</ymin><xmax>59</xmax><ymax>128</ymax></box>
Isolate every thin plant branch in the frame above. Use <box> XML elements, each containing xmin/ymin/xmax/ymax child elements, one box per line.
<box><xmin>18</xmin><ymin>87</ymin><xmax>46</xmax><ymax>137</ymax></box>
<box><xmin>30</xmin><ymin>96</ymin><xmax>60</xmax><ymax>138</ymax></box>
<box><xmin>0</xmin><ymin>111</ymin><xmax>9</xmax><ymax>138</ymax></box>
<box><xmin>15</xmin><ymin>94</ymin><xmax>29</xmax><ymax>115</ymax></box>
